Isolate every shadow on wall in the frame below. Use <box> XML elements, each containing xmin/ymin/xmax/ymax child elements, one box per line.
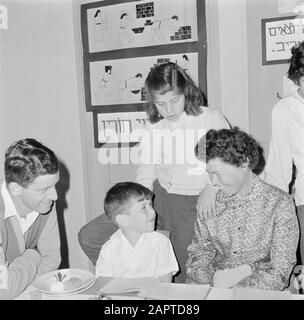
<box><xmin>56</xmin><ymin>160</ymin><xmax>70</xmax><ymax>269</ymax></box>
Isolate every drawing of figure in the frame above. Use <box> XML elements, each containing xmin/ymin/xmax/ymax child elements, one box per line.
<box><xmin>149</xmin><ymin>15</ymin><xmax>179</xmax><ymax>42</ymax></box>
<box><xmin>119</xmin><ymin>12</ymin><xmax>135</xmax><ymax>46</ymax></box>
<box><xmin>95</xmin><ymin>65</ymin><xmax>114</xmax><ymax>99</ymax></box>
<box><xmin>119</xmin><ymin>73</ymin><xmax>144</xmax><ymax>101</ymax></box>
<box><xmin>181</xmin><ymin>54</ymin><xmax>190</xmax><ymax>71</ymax></box>
<box><xmin>94</xmin><ymin>9</ymin><xmax>108</xmax><ymax>43</ymax></box>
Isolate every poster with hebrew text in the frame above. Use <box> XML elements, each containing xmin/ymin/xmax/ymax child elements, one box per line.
<box><xmin>262</xmin><ymin>15</ymin><xmax>304</xmax><ymax>65</ymax></box>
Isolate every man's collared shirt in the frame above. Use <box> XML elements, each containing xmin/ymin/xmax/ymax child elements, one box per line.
<box><xmin>1</xmin><ymin>182</ymin><xmax>38</xmax><ymax>235</ymax></box>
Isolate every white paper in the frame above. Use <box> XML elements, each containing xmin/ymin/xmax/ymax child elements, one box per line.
<box><xmin>232</xmin><ymin>287</ymin><xmax>292</xmax><ymax>300</ymax></box>
<box><xmin>138</xmin><ymin>283</ymin><xmax>211</xmax><ymax>300</ymax></box>
<box><xmin>98</xmin><ymin>277</ymin><xmax>160</xmax><ymax>295</ymax></box>
<box><xmin>206</xmin><ymin>288</ymin><xmax>234</xmax><ymax>300</ymax></box>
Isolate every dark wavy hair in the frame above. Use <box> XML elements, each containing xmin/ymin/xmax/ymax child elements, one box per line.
<box><xmin>144</xmin><ymin>62</ymin><xmax>207</xmax><ymax>123</ymax></box>
<box><xmin>195</xmin><ymin>127</ymin><xmax>259</xmax><ymax>169</ymax></box>
<box><xmin>104</xmin><ymin>182</ymin><xmax>153</xmax><ymax>224</ymax></box>
<box><xmin>288</xmin><ymin>41</ymin><xmax>304</xmax><ymax>85</ymax></box>
<box><xmin>5</xmin><ymin>138</ymin><xmax>59</xmax><ymax>187</ymax></box>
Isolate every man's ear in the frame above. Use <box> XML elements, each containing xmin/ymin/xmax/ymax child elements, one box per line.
<box><xmin>115</xmin><ymin>214</ymin><xmax>128</xmax><ymax>227</ymax></box>
<box><xmin>7</xmin><ymin>182</ymin><xmax>22</xmax><ymax>196</ymax></box>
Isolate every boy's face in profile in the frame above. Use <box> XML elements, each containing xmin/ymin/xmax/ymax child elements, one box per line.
<box><xmin>124</xmin><ymin>196</ymin><xmax>156</xmax><ymax>233</ymax></box>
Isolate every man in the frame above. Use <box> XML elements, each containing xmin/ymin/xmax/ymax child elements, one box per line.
<box><xmin>0</xmin><ymin>138</ymin><xmax>61</xmax><ymax>299</ymax></box>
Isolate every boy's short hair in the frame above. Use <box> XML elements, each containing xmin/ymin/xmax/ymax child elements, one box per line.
<box><xmin>104</xmin><ymin>182</ymin><xmax>153</xmax><ymax>224</ymax></box>
<box><xmin>4</xmin><ymin>138</ymin><xmax>59</xmax><ymax>188</ymax></box>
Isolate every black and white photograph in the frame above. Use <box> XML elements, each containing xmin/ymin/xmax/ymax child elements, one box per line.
<box><xmin>0</xmin><ymin>0</ymin><xmax>304</xmax><ymax>305</ymax></box>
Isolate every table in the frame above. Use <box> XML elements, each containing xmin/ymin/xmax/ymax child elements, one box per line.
<box><xmin>15</xmin><ymin>276</ymin><xmax>304</xmax><ymax>300</ymax></box>
<box><xmin>206</xmin><ymin>287</ymin><xmax>304</xmax><ymax>300</ymax></box>
<box><xmin>15</xmin><ymin>276</ymin><xmax>111</xmax><ymax>300</ymax></box>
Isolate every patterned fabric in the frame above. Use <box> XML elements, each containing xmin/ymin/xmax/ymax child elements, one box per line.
<box><xmin>186</xmin><ymin>175</ymin><xmax>299</xmax><ymax>290</ymax></box>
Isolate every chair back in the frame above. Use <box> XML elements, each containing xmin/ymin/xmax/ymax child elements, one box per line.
<box><xmin>156</xmin><ymin>229</ymin><xmax>171</xmax><ymax>240</ymax></box>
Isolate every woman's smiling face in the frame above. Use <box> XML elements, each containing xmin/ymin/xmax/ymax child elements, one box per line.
<box><xmin>206</xmin><ymin>158</ymin><xmax>248</xmax><ymax>197</ymax></box>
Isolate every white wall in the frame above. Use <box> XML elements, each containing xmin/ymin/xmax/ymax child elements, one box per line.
<box><xmin>246</xmin><ymin>0</ymin><xmax>289</xmax><ymax>157</ymax></box>
<box><xmin>206</xmin><ymin>0</ymin><xmax>249</xmax><ymax>131</ymax></box>
<box><xmin>73</xmin><ymin>0</ymin><xmax>142</xmax><ymax>226</ymax></box>
<box><xmin>207</xmin><ymin>0</ymin><xmax>293</xmax><ymax>160</ymax></box>
<box><xmin>0</xmin><ymin>0</ymin><xmax>90</xmax><ymax>270</ymax></box>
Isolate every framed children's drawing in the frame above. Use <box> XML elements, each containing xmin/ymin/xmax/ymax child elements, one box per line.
<box><xmin>80</xmin><ymin>0</ymin><xmax>206</xmax><ymax>147</ymax></box>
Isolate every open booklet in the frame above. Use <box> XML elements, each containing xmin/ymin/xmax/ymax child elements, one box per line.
<box><xmin>206</xmin><ymin>287</ymin><xmax>292</xmax><ymax>300</ymax></box>
<box><xmin>231</xmin><ymin>287</ymin><xmax>292</xmax><ymax>300</ymax></box>
<box><xmin>98</xmin><ymin>277</ymin><xmax>210</xmax><ymax>300</ymax></box>
<box><xmin>98</xmin><ymin>277</ymin><xmax>292</xmax><ymax>300</ymax></box>
<box><xmin>138</xmin><ymin>283</ymin><xmax>211</xmax><ymax>300</ymax></box>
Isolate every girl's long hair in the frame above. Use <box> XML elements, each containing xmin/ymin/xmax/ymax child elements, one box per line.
<box><xmin>144</xmin><ymin>62</ymin><xmax>207</xmax><ymax>123</ymax></box>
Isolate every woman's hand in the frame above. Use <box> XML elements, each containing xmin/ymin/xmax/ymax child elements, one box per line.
<box><xmin>197</xmin><ymin>184</ymin><xmax>218</xmax><ymax>219</ymax></box>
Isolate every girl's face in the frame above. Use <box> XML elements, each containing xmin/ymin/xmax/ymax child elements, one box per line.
<box><xmin>153</xmin><ymin>90</ymin><xmax>185</xmax><ymax>122</ymax></box>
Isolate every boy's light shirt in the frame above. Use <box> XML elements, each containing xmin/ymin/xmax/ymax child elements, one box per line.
<box><xmin>95</xmin><ymin>229</ymin><xmax>179</xmax><ymax>278</ymax></box>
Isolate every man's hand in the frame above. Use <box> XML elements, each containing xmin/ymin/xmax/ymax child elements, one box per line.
<box><xmin>197</xmin><ymin>184</ymin><xmax>218</xmax><ymax>219</ymax></box>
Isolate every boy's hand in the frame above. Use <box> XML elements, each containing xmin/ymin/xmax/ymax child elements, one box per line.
<box><xmin>197</xmin><ymin>184</ymin><xmax>218</xmax><ymax>219</ymax></box>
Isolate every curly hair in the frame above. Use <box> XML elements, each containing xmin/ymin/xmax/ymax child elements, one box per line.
<box><xmin>288</xmin><ymin>41</ymin><xmax>304</xmax><ymax>85</ymax></box>
<box><xmin>144</xmin><ymin>62</ymin><xmax>207</xmax><ymax>123</ymax></box>
<box><xmin>195</xmin><ymin>127</ymin><xmax>260</xmax><ymax>169</ymax></box>
<box><xmin>104</xmin><ymin>182</ymin><xmax>153</xmax><ymax>224</ymax></box>
<box><xmin>5</xmin><ymin>138</ymin><xmax>59</xmax><ymax>187</ymax></box>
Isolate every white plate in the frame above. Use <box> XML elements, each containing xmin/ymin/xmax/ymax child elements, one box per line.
<box><xmin>42</xmin><ymin>278</ymin><xmax>96</xmax><ymax>297</ymax></box>
<box><xmin>33</xmin><ymin>269</ymin><xmax>95</xmax><ymax>295</ymax></box>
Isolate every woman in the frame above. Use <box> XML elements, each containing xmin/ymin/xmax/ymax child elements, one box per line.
<box><xmin>186</xmin><ymin>127</ymin><xmax>299</xmax><ymax>290</ymax></box>
<box><xmin>136</xmin><ymin>62</ymin><xmax>229</xmax><ymax>282</ymax></box>
<box><xmin>265</xmin><ymin>41</ymin><xmax>304</xmax><ymax>264</ymax></box>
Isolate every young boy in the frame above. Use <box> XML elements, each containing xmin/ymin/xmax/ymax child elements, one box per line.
<box><xmin>95</xmin><ymin>182</ymin><xmax>179</xmax><ymax>282</ymax></box>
